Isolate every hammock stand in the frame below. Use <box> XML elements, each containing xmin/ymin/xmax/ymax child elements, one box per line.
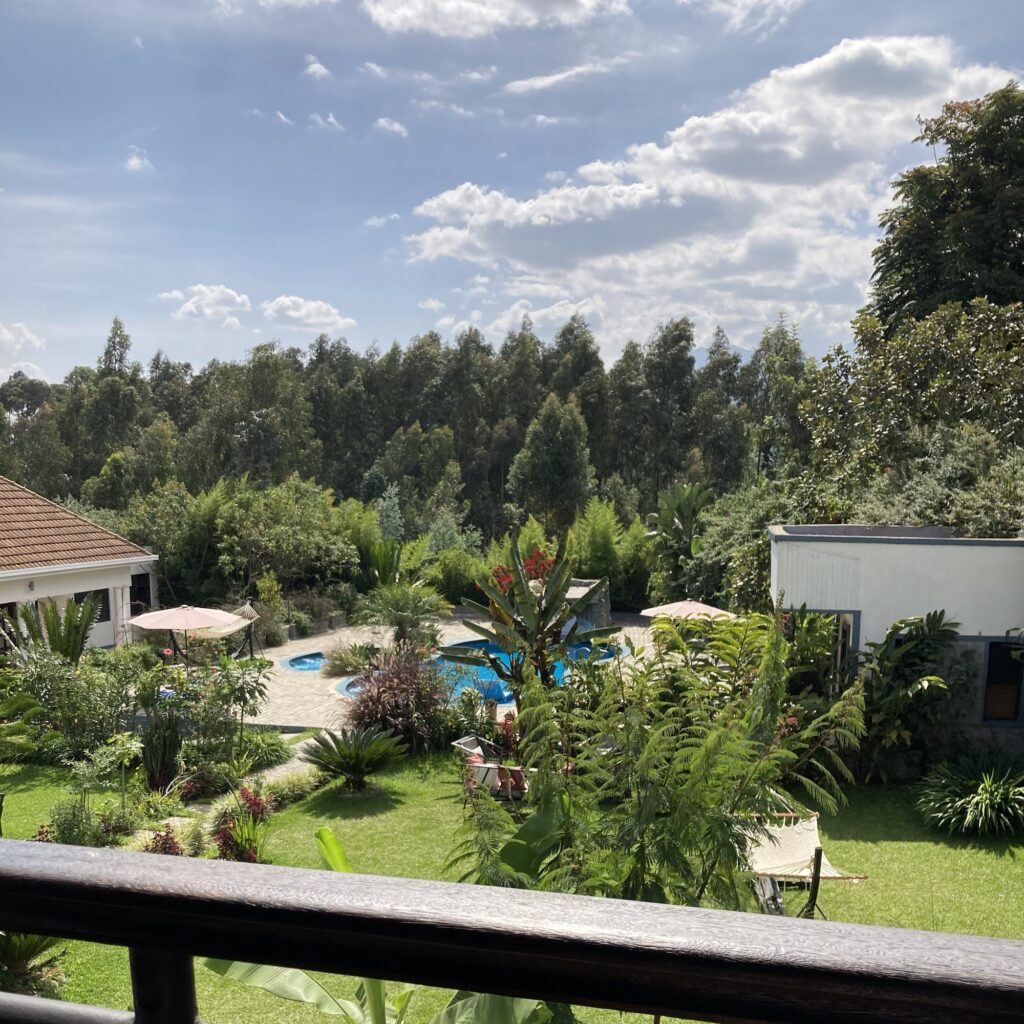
<box><xmin>748</xmin><ymin>813</ymin><xmax>865</xmax><ymax>919</ymax></box>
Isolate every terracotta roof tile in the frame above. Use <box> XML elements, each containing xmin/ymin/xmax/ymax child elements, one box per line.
<box><xmin>0</xmin><ymin>476</ymin><xmax>155</xmax><ymax>573</ymax></box>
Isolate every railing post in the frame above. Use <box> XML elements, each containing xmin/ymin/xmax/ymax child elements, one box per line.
<box><xmin>129</xmin><ymin>949</ymin><xmax>200</xmax><ymax>1024</ymax></box>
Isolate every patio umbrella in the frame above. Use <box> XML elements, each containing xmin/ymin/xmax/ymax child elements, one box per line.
<box><xmin>640</xmin><ymin>599</ymin><xmax>736</xmax><ymax>619</ymax></box>
<box><xmin>128</xmin><ymin>605</ymin><xmax>242</xmax><ymax>667</ymax></box>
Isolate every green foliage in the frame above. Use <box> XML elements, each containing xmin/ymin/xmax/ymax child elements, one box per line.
<box><xmin>0</xmin><ymin>597</ymin><xmax>99</xmax><ymax>666</ymax></box>
<box><xmin>857</xmin><ymin>611</ymin><xmax>966</xmax><ymax>782</ymax></box>
<box><xmin>917</xmin><ymin>754</ymin><xmax>1024</xmax><ymax>837</ymax></box>
<box><xmin>323</xmin><ymin>642</ymin><xmax>379</xmax><ymax>677</ymax></box>
<box><xmin>236</xmin><ymin>726</ymin><xmax>291</xmax><ymax>771</ymax></box>
<box><xmin>425</xmin><ymin>547</ymin><xmax>486</xmax><ymax>604</ymax></box>
<box><xmin>869</xmin><ymin>83</ymin><xmax>1024</xmax><ymax>335</ymax></box>
<box><xmin>571</xmin><ymin>498</ymin><xmax>621</xmax><ymax>592</ymax></box>
<box><xmin>301</xmin><ymin>726</ymin><xmax>409</xmax><ymax>789</ymax></box>
<box><xmin>39</xmin><ymin>798</ymin><xmax>106</xmax><ymax>847</ymax></box>
<box><xmin>353</xmin><ymin>582</ymin><xmax>451</xmax><ymax>646</ymax></box>
<box><xmin>263</xmin><ymin>768</ymin><xmax>327</xmax><ymax>809</ymax></box>
<box><xmin>0</xmin><ymin>688</ymin><xmax>47</xmax><ymax>762</ymax></box>
<box><xmin>507</xmin><ymin>394</ymin><xmax>595</xmax><ymax>533</ymax></box>
<box><xmin>0</xmin><ymin>932</ymin><xmax>66</xmax><ymax>998</ymax></box>
<box><xmin>443</xmin><ymin>534</ymin><xmax>618</xmax><ymax>707</ymax></box>
<box><xmin>452</xmin><ymin>613</ymin><xmax>864</xmax><ymax>908</ymax></box>
<box><xmin>348</xmin><ymin>647</ymin><xmax>458</xmax><ymax>750</ymax></box>
<box><xmin>645</xmin><ymin>481</ymin><xmax>713</xmax><ymax>598</ymax></box>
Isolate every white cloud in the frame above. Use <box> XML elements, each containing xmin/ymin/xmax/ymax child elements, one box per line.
<box><xmin>363</xmin><ymin>61</ymin><xmax>388</xmax><ymax>78</ymax></box>
<box><xmin>171</xmin><ymin>284</ymin><xmax>252</xmax><ymax>323</ymax></box>
<box><xmin>362</xmin><ymin>0</ymin><xmax>629</xmax><ymax>38</ymax></box>
<box><xmin>681</xmin><ymin>0</ymin><xmax>804</xmax><ymax>33</ymax></box>
<box><xmin>544</xmin><ymin>170</ymin><xmax>568</xmax><ymax>183</ymax></box>
<box><xmin>504</xmin><ymin>58</ymin><xmax>625</xmax><ymax>93</ymax></box>
<box><xmin>373</xmin><ymin>117</ymin><xmax>408</xmax><ymax>138</ymax></box>
<box><xmin>309</xmin><ymin>112</ymin><xmax>344</xmax><ymax>132</ymax></box>
<box><xmin>408</xmin><ymin>36</ymin><xmax>1014</xmax><ymax>352</ymax></box>
<box><xmin>304</xmin><ymin>53</ymin><xmax>332</xmax><ymax>79</ymax></box>
<box><xmin>364</xmin><ymin>212</ymin><xmax>401</xmax><ymax>228</ymax></box>
<box><xmin>414</xmin><ymin>99</ymin><xmax>479</xmax><ymax>118</ymax></box>
<box><xmin>222</xmin><ymin>315</ymin><xmax>242</xmax><ymax>329</ymax></box>
<box><xmin>419</xmin><ymin>297</ymin><xmax>445</xmax><ymax>311</ymax></box>
<box><xmin>531</xmin><ymin>114</ymin><xmax>562</xmax><ymax>126</ymax></box>
<box><xmin>132</xmin><ymin>35</ymin><xmax>144</xmax><ymax>49</ymax></box>
<box><xmin>462</xmin><ymin>65</ymin><xmax>498</xmax><ymax>82</ymax></box>
<box><xmin>158</xmin><ymin>289</ymin><xmax>185</xmax><ymax>301</ymax></box>
<box><xmin>262</xmin><ymin>294</ymin><xmax>356</xmax><ymax>330</ymax></box>
<box><xmin>276</xmin><ymin>110</ymin><xmax>294</xmax><ymax>125</ymax></box>
<box><xmin>0</xmin><ymin>321</ymin><xmax>45</xmax><ymax>355</ymax></box>
<box><xmin>434</xmin><ymin>315</ymin><xmax>456</xmax><ymax>329</ymax></box>
<box><xmin>123</xmin><ymin>145</ymin><xmax>154</xmax><ymax>173</ymax></box>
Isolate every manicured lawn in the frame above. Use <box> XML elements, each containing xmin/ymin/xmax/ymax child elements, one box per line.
<box><xmin>5</xmin><ymin>759</ymin><xmax>1024</xmax><ymax>1024</ymax></box>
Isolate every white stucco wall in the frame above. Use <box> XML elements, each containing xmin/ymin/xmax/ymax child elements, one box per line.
<box><xmin>770</xmin><ymin>534</ymin><xmax>1024</xmax><ymax>646</ymax></box>
<box><xmin>0</xmin><ymin>560</ymin><xmax>156</xmax><ymax>648</ymax></box>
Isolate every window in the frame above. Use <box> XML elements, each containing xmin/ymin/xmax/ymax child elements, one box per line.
<box><xmin>983</xmin><ymin>642</ymin><xmax>1023</xmax><ymax>722</ymax></box>
<box><xmin>130</xmin><ymin>572</ymin><xmax>153</xmax><ymax>615</ymax></box>
<box><xmin>74</xmin><ymin>589</ymin><xmax>111</xmax><ymax>624</ymax></box>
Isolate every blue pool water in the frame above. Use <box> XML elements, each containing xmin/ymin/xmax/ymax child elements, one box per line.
<box><xmin>287</xmin><ymin>652</ymin><xmax>326</xmax><ymax>672</ymax></box>
<box><xmin>337</xmin><ymin>639</ymin><xmax>616</xmax><ymax>702</ymax></box>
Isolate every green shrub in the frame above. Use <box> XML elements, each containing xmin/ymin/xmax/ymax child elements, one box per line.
<box><xmin>97</xmin><ymin>801</ymin><xmax>141</xmax><ymax>840</ymax></box>
<box><xmin>300</xmin><ymin>726</ymin><xmax>408</xmax><ymax>790</ymax></box>
<box><xmin>290</xmin><ymin>610</ymin><xmax>313</xmax><ymax>637</ymax></box>
<box><xmin>572</xmin><ymin>498</ymin><xmax>622</xmax><ymax>591</ymax></box>
<box><xmin>133</xmin><ymin>788</ymin><xmax>185</xmax><ymax>822</ymax></box>
<box><xmin>323</xmin><ymin>642</ymin><xmax>379</xmax><ymax>677</ymax></box>
<box><xmin>264</xmin><ymin>767</ymin><xmax>327</xmax><ymax>808</ymax></box>
<box><xmin>0</xmin><ymin>932</ymin><xmax>66</xmax><ymax>998</ymax></box>
<box><xmin>178</xmin><ymin>818</ymin><xmax>209</xmax><ymax>857</ymax></box>
<box><xmin>236</xmin><ymin>726</ymin><xmax>290</xmax><ymax>771</ymax></box>
<box><xmin>427</xmin><ymin>547</ymin><xmax>486</xmax><ymax>604</ymax></box>
<box><xmin>353</xmin><ymin>582</ymin><xmax>451</xmax><ymax>646</ymax></box>
<box><xmin>40</xmin><ymin>799</ymin><xmax>106</xmax><ymax>847</ymax></box>
<box><xmin>142</xmin><ymin>713</ymin><xmax>182</xmax><ymax>793</ymax></box>
<box><xmin>214</xmin><ymin>812</ymin><xmax>268</xmax><ymax>863</ymax></box>
<box><xmin>917</xmin><ymin>756</ymin><xmax>1024</xmax><ymax>837</ymax></box>
<box><xmin>612</xmin><ymin>517</ymin><xmax>651</xmax><ymax>612</ymax></box>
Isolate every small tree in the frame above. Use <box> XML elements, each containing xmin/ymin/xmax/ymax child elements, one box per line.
<box><xmin>507</xmin><ymin>394</ymin><xmax>595</xmax><ymax>534</ymax></box>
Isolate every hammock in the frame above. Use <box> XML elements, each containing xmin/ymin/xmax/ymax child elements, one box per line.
<box><xmin>749</xmin><ymin>814</ymin><xmax>864</xmax><ymax>882</ymax></box>
<box><xmin>184</xmin><ymin>603</ymin><xmax>259</xmax><ymax>639</ymax></box>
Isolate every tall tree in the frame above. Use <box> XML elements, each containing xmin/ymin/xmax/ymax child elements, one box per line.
<box><xmin>643</xmin><ymin>318</ymin><xmax>696</xmax><ymax>496</ymax></box>
<box><xmin>869</xmin><ymin>81</ymin><xmax>1024</xmax><ymax>335</ymax></box>
<box><xmin>507</xmin><ymin>394</ymin><xmax>595</xmax><ymax>533</ymax></box>
<box><xmin>99</xmin><ymin>317</ymin><xmax>132</xmax><ymax>375</ymax></box>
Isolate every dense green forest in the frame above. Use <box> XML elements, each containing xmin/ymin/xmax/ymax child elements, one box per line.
<box><xmin>2</xmin><ymin>83</ymin><xmax>1023</xmax><ymax>616</ymax></box>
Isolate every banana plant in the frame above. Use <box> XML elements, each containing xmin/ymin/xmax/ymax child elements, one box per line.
<box><xmin>441</xmin><ymin>535</ymin><xmax>618</xmax><ymax>708</ymax></box>
<box><xmin>202</xmin><ymin>828</ymin><xmax>554</xmax><ymax>1024</ymax></box>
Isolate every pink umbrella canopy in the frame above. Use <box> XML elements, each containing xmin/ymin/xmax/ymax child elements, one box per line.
<box><xmin>640</xmin><ymin>599</ymin><xmax>736</xmax><ymax>620</ymax></box>
<box><xmin>128</xmin><ymin>605</ymin><xmax>241</xmax><ymax>632</ymax></box>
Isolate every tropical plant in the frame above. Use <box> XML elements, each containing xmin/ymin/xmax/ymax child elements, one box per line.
<box><xmin>141</xmin><ymin>710</ymin><xmax>183</xmax><ymax>793</ymax></box>
<box><xmin>0</xmin><ymin>688</ymin><xmax>46</xmax><ymax>761</ymax></box>
<box><xmin>323</xmin><ymin>642</ymin><xmax>379</xmax><ymax>677</ymax></box>
<box><xmin>214</xmin><ymin>812</ymin><xmax>268</xmax><ymax>863</ymax></box>
<box><xmin>442</xmin><ymin>535</ymin><xmax>618</xmax><ymax>709</ymax></box>
<box><xmin>235</xmin><ymin>726</ymin><xmax>290</xmax><ymax>771</ymax></box>
<box><xmin>449</xmin><ymin>612</ymin><xmax>864</xmax><ymax>909</ymax></box>
<box><xmin>301</xmin><ymin>726</ymin><xmax>408</xmax><ymax>790</ymax></box>
<box><xmin>144</xmin><ymin>827</ymin><xmax>184</xmax><ymax>855</ymax></box>
<box><xmin>0</xmin><ymin>596</ymin><xmax>99</xmax><ymax>666</ymax></box>
<box><xmin>105</xmin><ymin>732</ymin><xmax>143</xmax><ymax>811</ymax></box>
<box><xmin>917</xmin><ymin>754</ymin><xmax>1024</xmax><ymax>837</ymax></box>
<box><xmin>348</xmin><ymin>648</ymin><xmax>456</xmax><ymax>750</ymax></box>
<box><xmin>0</xmin><ymin>932</ymin><xmax>66</xmax><ymax>998</ymax></box>
<box><xmin>857</xmin><ymin>610</ymin><xmax>963</xmax><ymax>782</ymax></box>
<box><xmin>37</xmin><ymin>799</ymin><xmax>105</xmax><ymax>848</ymax></box>
<box><xmin>645</xmin><ymin>481</ymin><xmax>714</xmax><ymax>598</ymax></box>
<box><xmin>354</xmin><ymin>582</ymin><xmax>451</xmax><ymax>647</ymax></box>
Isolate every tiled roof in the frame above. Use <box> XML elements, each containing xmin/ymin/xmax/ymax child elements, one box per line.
<box><xmin>0</xmin><ymin>476</ymin><xmax>155</xmax><ymax>573</ymax></box>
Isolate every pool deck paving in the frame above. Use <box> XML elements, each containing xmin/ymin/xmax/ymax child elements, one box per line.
<box><xmin>253</xmin><ymin>609</ymin><xmax>653</xmax><ymax>730</ymax></box>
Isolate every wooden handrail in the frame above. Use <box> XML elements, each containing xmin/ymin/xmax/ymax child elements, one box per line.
<box><xmin>1</xmin><ymin>839</ymin><xmax>1022</xmax><ymax>1024</ymax></box>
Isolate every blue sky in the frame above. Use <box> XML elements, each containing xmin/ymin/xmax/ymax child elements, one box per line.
<box><xmin>1</xmin><ymin>0</ymin><xmax>1021</xmax><ymax>381</ymax></box>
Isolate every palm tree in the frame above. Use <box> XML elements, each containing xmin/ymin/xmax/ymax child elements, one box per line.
<box><xmin>0</xmin><ymin>596</ymin><xmax>99</xmax><ymax>665</ymax></box>
<box><xmin>354</xmin><ymin>583</ymin><xmax>451</xmax><ymax>647</ymax></box>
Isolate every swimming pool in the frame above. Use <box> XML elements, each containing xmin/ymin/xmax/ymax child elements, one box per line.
<box><xmin>286</xmin><ymin>652</ymin><xmax>326</xmax><ymax>671</ymax></box>
<box><xmin>336</xmin><ymin>639</ymin><xmax>617</xmax><ymax>703</ymax></box>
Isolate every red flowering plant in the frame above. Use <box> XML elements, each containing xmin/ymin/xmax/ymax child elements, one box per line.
<box><xmin>487</xmin><ymin>548</ymin><xmax>554</xmax><ymax>595</ymax></box>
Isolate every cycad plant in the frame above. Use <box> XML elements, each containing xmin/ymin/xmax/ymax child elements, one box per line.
<box><xmin>354</xmin><ymin>582</ymin><xmax>451</xmax><ymax>647</ymax></box>
<box><xmin>442</xmin><ymin>534</ymin><xmax>618</xmax><ymax>708</ymax></box>
<box><xmin>0</xmin><ymin>932</ymin><xmax>66</xmax><ymax>998</ymax></box>
<box><xmin>301</xmin><ymin>726</ymin><xmax>408</xmax><ymax>789</ymax></box>
<box><xmin>0</xmin><ymin>596</ymin><xmax>99</xmax><ymax>666</ymax></box>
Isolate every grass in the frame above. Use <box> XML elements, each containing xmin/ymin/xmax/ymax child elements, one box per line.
<box><xmin>4</xmin><ymin>759</ymin><xmax>1024</xmax><ymax>1024</ymax></box>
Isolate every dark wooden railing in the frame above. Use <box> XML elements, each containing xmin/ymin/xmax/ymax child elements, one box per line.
<box><xmin>1</xmin><ymin>839</ymin><xmax>1022</xmax><ymax>1024</ymax></box>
